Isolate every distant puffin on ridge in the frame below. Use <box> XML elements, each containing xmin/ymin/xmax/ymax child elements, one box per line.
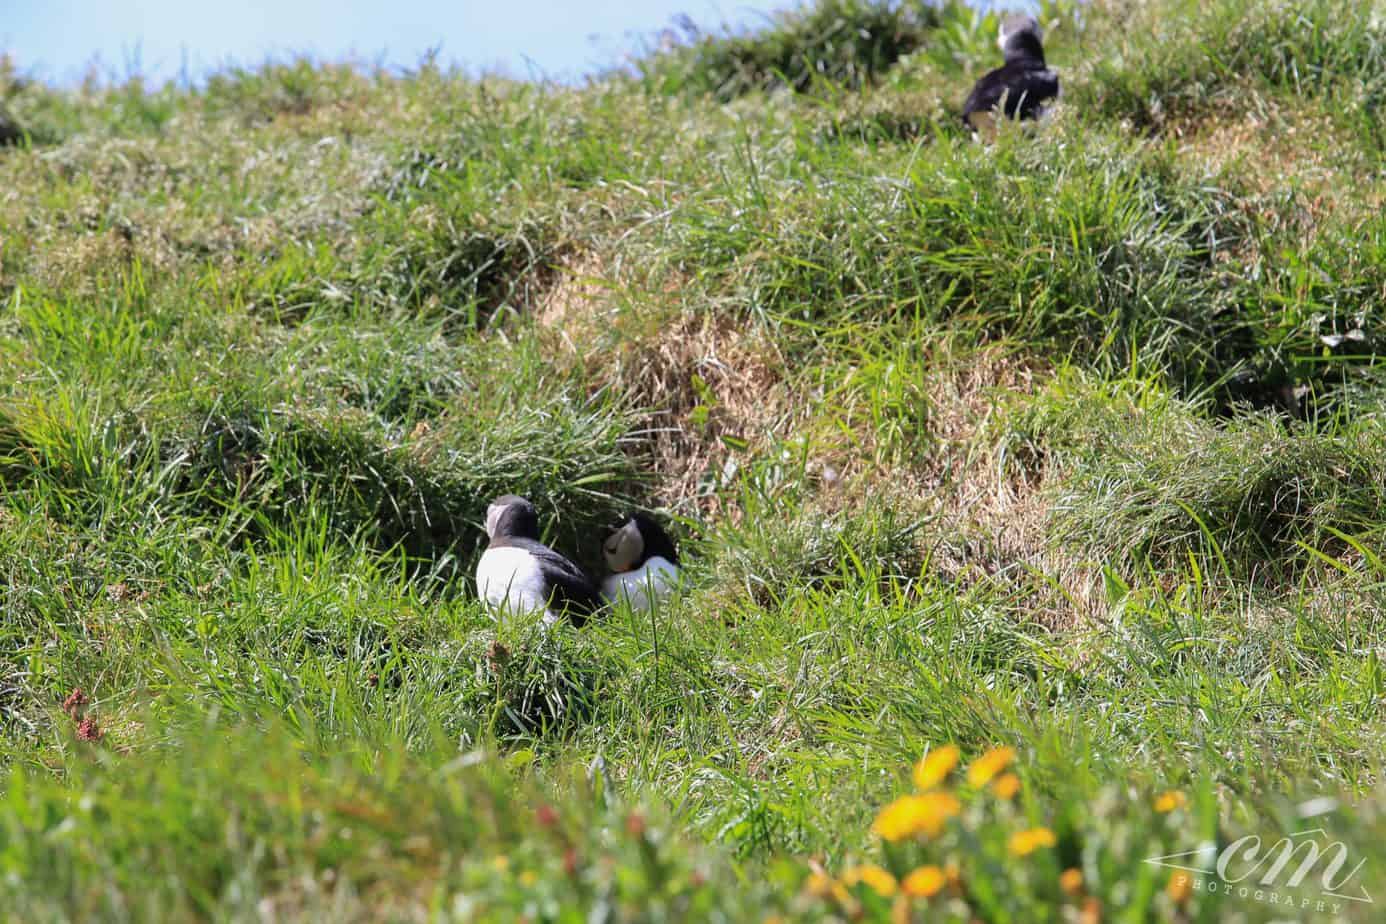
<box><xmin>476</xmin><ymin>495</ymin><xmax>602</xmax><ymax>626</ymax></box>
<box><xmin>961</xmin><ymin>15</ymin><xmax>1059</xmax><ymax>135</ymax></box>
<box><xmin>599</xmin><ymin>513</ymin><xmax>681</xmax><ymax>613</ymax></box>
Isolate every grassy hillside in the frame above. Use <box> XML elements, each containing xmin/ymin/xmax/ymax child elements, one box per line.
<box><xmin>3</xmin><ymin>0</ymin><xmax>1386</xmax><ymax>919</ymax></box>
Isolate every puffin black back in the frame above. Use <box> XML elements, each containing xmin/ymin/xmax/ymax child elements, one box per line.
<box><xmin>961</xmin><ymin>15</ymin><xmax>1060</xmax><ymax>128</ymax></box>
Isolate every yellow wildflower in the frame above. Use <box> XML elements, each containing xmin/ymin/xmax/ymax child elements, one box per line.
<box><xmin>805</xmin><ymin>872</ymin><xmax>835</xmax><ymax>898</ymax></box>
<box><xmin>491</xmin><ymin>855</ymin><xmax>510</xmax><ymax>872</ymax></box>
<box><xmin>1154</xmin><ymin>790</ymin><xmax>1187</xmax><ymax>813</ymax></box>
<box><xmin>901</xmin><ymin>865</ymin><xmax>946</xmax><ymax>898</ymax></box>
<box><xmin>967</xmin><ymin>746</ymin><xmax>1016</xmax><ymax>787</ymax></box>
<box><xmin>871</xmin><ymin>792</ymin><xmax>962</xmax><ymax>841</ymax></box>
<box><xmin>1167</xmin><ymin>871</ymin><xmax>1192</xmax><ymax>903</ymax></box>
<box><xmin>843</xmin><ymin>863</ymin><xmax>898</xmax><ymax>897</ymax></box>
<box><xmin>519</xmin><ymin>870</ymin><xmax>537</xmax><ymax>886</ymax></box>
<box><xmin>991</xmin><ymin>772</ymin><xmax>1021</xmax><ymax>800</ymax></box>
<box><xmin>912</xmin><ymin>744</ymin><xmax>960</xmax><ymax>790</ymax></box>
<box><xmin>1008</xmin><ymin>827</ymin><xmax>1058</xmax><ymax>856</ymax></box>
<box><xmin>1060</xmin><ymin>867</ymin><xmax>1083</xmax><ymax>896</ymax></box>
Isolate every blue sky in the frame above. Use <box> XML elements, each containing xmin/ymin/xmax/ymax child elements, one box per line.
<box><xmin>2</xmin><ymin>1</ymin><xmax>795</xmax><ymax>86</ymax></box>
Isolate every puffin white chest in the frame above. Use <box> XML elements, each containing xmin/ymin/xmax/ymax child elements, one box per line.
<box><xmin>601</xmin><ymin>556</ymin><xmax>679</xmax><ymax>613</ymax></box>
<box><xmin>477</xmin><ymin>547</ymin><xmax>551</xmax><ymax>616</ymax></box>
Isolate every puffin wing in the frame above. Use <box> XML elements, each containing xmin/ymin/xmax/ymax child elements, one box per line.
<box><xmin>1007</xmin><ymin>68</ymin><xmax>1059</xmax><ymax>119</ymax></box>
<box><xmin>962</xmin><ymin>64</ymin><xmax>1059</xmax><ymax>123</ymax></box>
<box><xmin>513</xmin><ymin>538</ymin><xmax>603</xmax><ymax>624</ymax></box>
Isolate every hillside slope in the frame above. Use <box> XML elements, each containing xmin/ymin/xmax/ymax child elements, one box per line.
<box><xmin>3</xmin><ymin>0</ymin><xmax>1386</xmax><ymax>920</ymax></box>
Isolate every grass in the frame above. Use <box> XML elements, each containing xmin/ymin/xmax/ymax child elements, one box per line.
<box><xmin>3</xmin><ymin>0</ymin><xmax>1386</xmax><ymax>919</ymax></box>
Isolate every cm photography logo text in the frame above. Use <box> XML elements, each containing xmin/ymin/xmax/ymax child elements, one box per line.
<box><xmin>1146</xmin><ymin>820</ymin><xmax>1372</xmax><ymax>916</ymax></box>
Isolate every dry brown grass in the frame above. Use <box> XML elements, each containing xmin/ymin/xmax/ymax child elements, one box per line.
<box><xmin>1173</xmin><ymin>101</ymin><xmax>1384</xmax><ymax>233</ymax></box>
<box><xmin>26</xmin><ymin>221</ymin><xmax>177</xmax><ymax>296</ymax></box>
<box><xmin>533</xmin><ymin>252</ymin><xmax>614</xmax><ymax>342</ymax></box>
<box><xmin>609</xmin><ymin>311</ymin><xmax>794</xmax><ymax>513</ymax></box>
<box><xmin>895</xmin><ymin>349</ymin><xmax>1108</xmax><ymax>630</ymax></box>
<box><xmin>536</xmin><ymin>255</ymin><xmax>797</xmax><ymax>513</ymax></box>
<box><xmin>931</xmin><ymin>459</ymin><xmax>1107</xmax><ymax>631</ymax></box>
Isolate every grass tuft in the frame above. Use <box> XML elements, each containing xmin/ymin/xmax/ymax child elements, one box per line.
<box><xmin>5</xmin><ymin>0</ymin><xmax>1386</xmax><ymax>917</ymax></box>
<box><xmin>640</xmin><ymin>0</ymin><xmax>947</xmax><ymax>99</ymax></box>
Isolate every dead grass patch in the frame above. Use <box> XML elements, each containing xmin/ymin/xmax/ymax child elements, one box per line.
<box><xmin>612</xmin><ymin>312</ymin><xmax>793</xmax><ymax>512</ymax></box>
<box><xmin>27</xmin><ymin>222</ymin><xmax>178</xmax><ymax>296</ymax></box>
<box><xmin>890</xmin><ymin>348</ymin><xmax>1107</xmax><ymax>630</ymax></box>
<box><xmin>533</xmin><ymin>252</ymin><xmax>614</xmax><ymax>344</ymax></box>
<box><xmin>1174</xmin><ymin>103</ymin><xmax>1383</xmax><ymax>232</ymax></box>
<box><xmin>534</xmin><ymin>255</ymin><xmax>796</xmax><ymax>512</ymax></box>
<box><xmin>931</xmin><ymin>462</ymin><xmax>1106</xmax><ymax>632</ymax></box>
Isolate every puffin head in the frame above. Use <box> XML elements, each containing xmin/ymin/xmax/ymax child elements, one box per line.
<box><xmin>998</xmin><ymin>15</ymin><xmax>1045</xmax><ymax>65</ymax></box>
<box><xmin>602</xmin><ymin>513</ymin><xmax>679</xmax><ymax>573</ymax></box>
<box><xmin>486</xmin><ymin>495</ymin><xmax>540</xmax><ymax>541</ymax></box>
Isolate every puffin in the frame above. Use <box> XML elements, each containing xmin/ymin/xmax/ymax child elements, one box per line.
<box><xmin>961</xmin><ymin>15</ymin><xmax>1059</xmax><ymax>136</ymax></box>
<box><xmin>599</xmin><ymin>513</ymin><xmax>681</xmax><ymax>612</ymax></box>
<box><xmin>476</xmin><ymin>494</ymin><xmax>602</xmax><ymax>626</ymax></box>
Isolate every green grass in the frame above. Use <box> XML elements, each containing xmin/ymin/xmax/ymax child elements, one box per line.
<box><xmin>4</xmin><ymin>0</ymin><xmax>1386</xmax><ymax>919</ymax></box>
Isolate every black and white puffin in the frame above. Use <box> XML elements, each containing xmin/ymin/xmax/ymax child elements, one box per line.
<box><xmin>476</xmin><ymin>495</ymin><xmax>602</xmax><ymax>626</ymax></box>
<box><xmin>599</xmin><ymin>513</ymin><xmax>681</xmax><ymax>612</ymax></box>
<box><xmin>961</xmin><ymin>15</ymin><xmax>1059</xmax><ymax>135</ymax></box>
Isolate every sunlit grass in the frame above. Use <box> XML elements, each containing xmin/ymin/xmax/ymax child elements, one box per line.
<box><xmin>3</xmin><ymin>0</ymin><xmax>1386</xmax><ymax>919</ymax></box>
